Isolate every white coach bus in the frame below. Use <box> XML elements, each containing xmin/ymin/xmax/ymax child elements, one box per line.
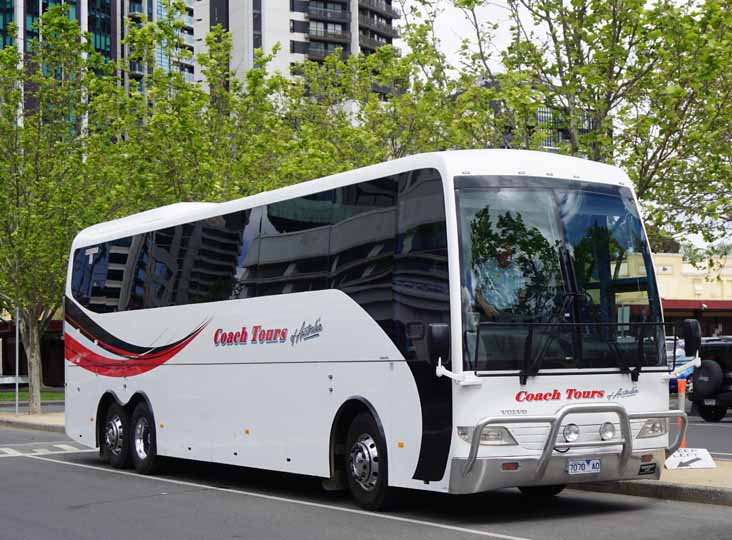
<box><xmin>65</xmin><ymin>150</ymin><xmax>688</xmax><ymax>510</ymax></box>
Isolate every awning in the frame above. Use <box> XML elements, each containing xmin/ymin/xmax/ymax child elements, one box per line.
<box><xmin>662</xmin><ymin>299</ymin><xmax>732</xmax><ymax>311</ymax></box>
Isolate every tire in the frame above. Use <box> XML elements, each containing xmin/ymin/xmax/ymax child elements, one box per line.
<box><xmin>692</xmin><ymin>360</ymin><xmax>724</xmax><ymax>399</ymax></box>
<box><xmin>130</xmin><ymin>402</ymin><xmax>160</xmax><ymax>475</ymax></box>
<box><xmin>345</xmin><ymin>412</ymin><xmax>393</xmax><ymax>511</ymax></box>
<box><xmin>101</xmin><ymin>403</ymin><xmax>131</xmax><ymax>469</ymax></box>
<box><xmin>518</xmin><ymin>484</ymin><xmax>566</xmax><ymax>497</ymax></box>
<box><xmin>698</xmin><ymin>404</ymin><xmax>728</xmax><ymax>422</ymax></box>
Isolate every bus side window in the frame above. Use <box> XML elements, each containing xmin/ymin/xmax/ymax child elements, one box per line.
<box><xmin>258</xmin><ymin>191</ymin><xmax>334</xmax><ymax>297</ymax></box>
<box><xmin>331</xmin><ymin>177</ymin><xmax>397</xmax><ymax>338</ymax></box>
<box><xmin>231</xmin><ymin>208</ymin><xmax>262</xmax><ymax>300</ymax></box>
<box><xmin>394</xmin><ymin>169</ymin><xmax>450</xmax><ymax>362</ymax></box>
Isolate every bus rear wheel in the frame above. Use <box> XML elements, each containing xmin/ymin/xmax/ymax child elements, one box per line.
<box><xmin>130</xmin><ymin>402</ymin><xmax>160</xmax><ymax>475</ymax></box>
<box><xmin>345</xmin><ymin>412</ymin><xmax>393</xmax><ymax>511</ymax></box>
<box><xmin>102</xmin><ymin>403</ymin><xmax>131</xmax><ymax>469</ymax></box>
<box><xmin>518</xmin><ymin>484</ymin><xmax>566</xmax><ymax>497</ymax></box>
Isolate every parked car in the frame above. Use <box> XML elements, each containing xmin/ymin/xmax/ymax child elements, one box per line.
<box><xmin>691</xmin><ymin>336</ymin><xmax>732</xmax><ymax>422</ymax></box>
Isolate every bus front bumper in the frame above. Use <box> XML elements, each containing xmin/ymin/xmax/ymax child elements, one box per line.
<box><xmin>449</xmin><ymin>403</ymin><xmax>686</xmax><ymax>495</ymax></box>
<box><xmin>449</xmin><ymin>449</ymin><xmax>664</xmax><ymax>494</ymax></box>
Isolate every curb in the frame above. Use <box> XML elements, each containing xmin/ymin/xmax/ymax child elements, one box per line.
<box><xmin>0</xmin><ymin>400</ymin><xmax>64</xmax><ymax>408</ymax></box>
<box><xmin>0</xmin><ymin>418</ymin><xmax>65</xmax><ymax>434</ymax></box>
<box><xmin>571</xmin><ymin>480</ymin><xmax>732</xmax><ymax>507</ymax></box>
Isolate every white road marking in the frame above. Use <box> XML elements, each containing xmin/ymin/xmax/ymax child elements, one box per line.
<box><xmin>0</xmin><ymin>441</ymin><xmax>71</xmax><ymax>448</ymax></box>
<box><xmin>0</xmin><ymin>447</ymin><xmax>22</xmax><ymax>456</ymax></box>
<box><xmin>711</xmin><ymin>452</ymin><xmax>732</xmax><ymax>457</ymax></box>
<box><xmin>0</xmin><ymin>449</ymin><xmax>96</xmax><ymax>459</ymax></box>
<box><xmin>31</xmin><ymin>448</ymin><xmax>52</xmax><ymax>454</ymax></box>
<box><xmin>24</xmin><ymin>454</ymin><xmax>536</xmax><ymax>540</ymax></box>
<box><xmin>53</xmin><ymin>444</ymin><xmax>80</xmax><ymax>451</ymax></box>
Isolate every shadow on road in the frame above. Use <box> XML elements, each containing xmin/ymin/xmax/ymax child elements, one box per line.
<box><xmin>60</xmin><ymin>451</ymin><xmax>644</xmax><ymax>527</ymax></box>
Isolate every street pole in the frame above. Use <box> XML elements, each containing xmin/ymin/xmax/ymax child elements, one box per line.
<box><xmin>15</xmin><ymin>306</ymin><xmax>19</xmax><ymax>415</ymax></box>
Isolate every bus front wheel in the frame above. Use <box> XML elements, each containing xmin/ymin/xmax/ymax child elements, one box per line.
<box><xmin>130</xmin><ymin>402</ymin><xmax>160</xmax><ymax>475</ymax></box>
<box><xmin>102</xmin><ymin>403</ymin><xmax>131</xmax><ymax>469</ymax></box>
<box><xmin>345</xmin><ymin>412</ymin><xmax>393</xmax><ymax>511</ymax></box>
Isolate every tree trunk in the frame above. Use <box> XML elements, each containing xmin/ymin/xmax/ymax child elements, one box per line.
<box><xmin>19</xmin><ymin>311</ymin><xmax>43</xmax><ymax>415</ymax></box>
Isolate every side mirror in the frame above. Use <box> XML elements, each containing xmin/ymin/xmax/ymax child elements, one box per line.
<box><xmin>682</xmin><ymin>319</ymin><xmax>701</xmax><ymax>358</ymax></box>
<box><xmin>427</xmin><ymin>323</ymin><xmax>450</xmax><ymax>366</ymax></box>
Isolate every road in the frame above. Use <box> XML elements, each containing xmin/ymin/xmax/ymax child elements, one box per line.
<box><xmin>0</xmin><ymin>426</ymin><xmax>730</xmax><ymax>540</ymax></box>
<box><xmin>685</xmin><ymin>415</ymin><xmax>732</xmax><ymax>459</ymax></box>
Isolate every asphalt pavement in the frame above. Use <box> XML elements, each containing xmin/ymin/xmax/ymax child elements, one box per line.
<box><xmin>685</xmin><ymin>416</ymin><xmax>732</xmax><ymax>459</ymax></box>
<box><xmin>0</xmin><ymin>425</ymin><xmax>730</xmax><ymax>540</ymax></box>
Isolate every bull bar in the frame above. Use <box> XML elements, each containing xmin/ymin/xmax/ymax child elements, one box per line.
<box><xmin>463</xmin><ymin>403</ymin><xmax>687</xmax><ymax>478</ymax></box>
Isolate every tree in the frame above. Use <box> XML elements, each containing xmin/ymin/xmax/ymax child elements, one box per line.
<box><xmin>502</xmin><ymin>0</ymin><xmax>732</xmax><ymax>243</ymax></box>
<box><xmin>0</xmin><ymin>6</ymin><xmax>115</xmax><ymax>413</ymax></box>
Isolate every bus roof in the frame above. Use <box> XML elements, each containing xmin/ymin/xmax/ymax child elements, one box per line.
<box><xmin>72</xmin><ymin>149</ymin><xmax>632</xmax><ymax>249</ymax></box>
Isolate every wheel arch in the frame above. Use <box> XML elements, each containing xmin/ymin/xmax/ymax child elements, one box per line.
<box><xmin>328</xmin><ymin>396</ymin><xmax>387</xmax><ymax>483</ymax></box>
<box><xmin>95</xmin><ymin>391</ymin><xmax>155</xmax><ymax>448</ymax></box>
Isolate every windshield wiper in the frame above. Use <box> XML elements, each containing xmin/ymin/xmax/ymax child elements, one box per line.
<box><xmin>520</xmin><ymin>292</ymin><xmax>575</xmax><ymax>384</ymax></box>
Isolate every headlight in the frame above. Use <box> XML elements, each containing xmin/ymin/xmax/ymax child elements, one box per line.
<box><xmin>599</xmin><ymin>422</ymin><xmax>616</xmax><ymax>441</ymax></box>
<box><xmin>563</xmin><ymin>423</ymin><xmax>580</xmax><ymax>442</ymax></box>
<box><xmin>637</xmin><ymin>418</ymin><xmax>668</xmax><ymax>439</ymax></box>
<box><xmin>457</xmin><ymin>426</ymin><xmax>518</xmax><ymax>446</ymax></box>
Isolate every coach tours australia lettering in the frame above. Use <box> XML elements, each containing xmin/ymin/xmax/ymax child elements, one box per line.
<box><xmin>213</xmin><ymin>325</ymin><xmax>288</xmax><ymax>346</ymax></box>
<box><xmin>213</xmin><ymin>318</ymin><xmax>323</xmax><ymax>347</ymax></box>
<box><xmin>290</xmin><ymin>318</ymin><xmax>323</xmax><ymax>346</ymax></box>
<box><xmin>515</xmin><ymin>386</ymin><xmax>640</xmax><ymax>402</ymax></box>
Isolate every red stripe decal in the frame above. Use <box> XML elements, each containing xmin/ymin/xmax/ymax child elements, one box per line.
<box><xmin>64</xmin><ymin>323</ymin><xmax>208</xmax><ymax>377</ymax></box>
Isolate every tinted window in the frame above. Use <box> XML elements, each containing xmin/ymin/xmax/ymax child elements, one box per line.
<box><xmin>71</xmin><ymin>240</ymin><xmax>130</xmax><ymax>313</ymax></box>
<box><xmin>258</xmin><ymin>192</ymin><xmax>334</xmax><ymax>296</ymax></box>
<box><xmin>72</xmin><ymin>209</ymin><xmax>261</xmax><ymax>312</ymax></box>
<box><xmin>331</xmin><ymin>178</ymin><xmax>397</xmax><ymax>335</ymax></box>
<box><xmin>394</xmin><ymin>169</ymin><xmax>450</xmax><ymax>361</ymax></box>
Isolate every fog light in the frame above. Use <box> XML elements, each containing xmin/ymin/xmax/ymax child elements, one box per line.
<box><xmin>502</xmin><ymin>462</ymin><xmax>519</xmax><ymax>471</ymax></box>
<box><xmin>599</xmin><ymin>422</ymin><xmax>616</xmax><ymax>441</ymax></box>
<box><xmin>563</xmin><ymin>423</ymin><xmax>580</xmax><ymax>442</ymax></box>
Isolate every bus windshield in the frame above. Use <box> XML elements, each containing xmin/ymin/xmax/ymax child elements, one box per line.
<box><xmin>457</xmin><ymin>176</ymin><xmax>664</xmax><ymax>374</ymax></box>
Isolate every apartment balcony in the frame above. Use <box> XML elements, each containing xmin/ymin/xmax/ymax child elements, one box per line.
<box><xmin>358</xmin><ymin>15</ymin><xmax>399</xmax><ymax>38</ymax></box>
<box><xmin>181</xmin><ymin>32</ymin><xmax>194</xmax><ymax>48</ymax></box>
<box><xmin>309</xmin><ymin>28</ymin><xmax>351</xmax><ymax>45</ymax></box>
<box><xmin>359</xmin><ymin>0</ymin><xmax>400</xmax><ymax>19</ymax></box>
<box><xmin>308</xmin><ymin>6</ymin><xmax>351</xmax><ymax>24</ymax></box>
<box><xmin>128</xmin><ymin>1</ymin><xmax>144</xmax><ymax>17</ymax></box>
<box><xmin>307</xmin><ymin>45</ymin><xmax>348</xmax><ymax>62</ymax></box>
<box><xmin>179</xmin><ymin>13</ymin><xmax>193</xmax><ymax>27</ymax></box>
<box><xmin>129</xmin><ymin>61</ymin><xmax>146</xmax><ymax>78</ymax></box>
<box><xmin>359</xmin><ymin>33</ymin><xmax>389</xmax><ymax>51</ymax></box>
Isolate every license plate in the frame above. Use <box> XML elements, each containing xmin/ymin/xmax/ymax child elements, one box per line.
<box><xmin>704</xmin><ymin>399</ymin><xmax>716</xmax><ymax>405</ymax></box>
<box><xmin>568</xmin><ymin>458</ymin><xmax>601</xmax><ymax>475</ymax></box>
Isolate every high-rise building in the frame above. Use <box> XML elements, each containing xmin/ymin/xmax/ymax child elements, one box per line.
<box><xmin>221</xmin><ymin>0</ymin><xmax>401</xmax><ymax>81</ymax></box>
<box><xmin>1</xmin><ymin>0</ymin><xmax>108</xmax><ymax>56</ymax></box>
<box><xmin>1</xmin><ymin>0</ymin><xmax>401</xmax><ymax>85</ymax></box>
<box><xmin>1</xmin><ymin>0</ymin><xmax>206</xmax><ymax>86</ymax></box>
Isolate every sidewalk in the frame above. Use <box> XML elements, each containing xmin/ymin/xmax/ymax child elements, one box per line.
<box><xmin>571</xmin><ymin>458</ymin><xmax>732</xmax><ymax>507</ymax></box>
<box><xmin>0</xmin><ymin>411</ymin><xmax>65</xmax><ymax>433</ymax></box>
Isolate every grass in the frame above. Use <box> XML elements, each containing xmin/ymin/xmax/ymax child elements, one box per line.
<box><xmin>0</xmin><ymin>390</ymin><xmax>64</xmax><ymax>402</ymax></box>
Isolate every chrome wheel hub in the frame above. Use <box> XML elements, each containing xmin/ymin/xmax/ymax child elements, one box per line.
<box><xmin>134</xmin><ymin>416</ymin><xmax>150</xmax><ymax>461</ymax></box>
<box><xmin>349</xmin><ymin>433</ymin><xmax>379</xmax><ymax>492</ymax></box>
<box><xmin>105</xmin><ymin>415</ymin><xmax>125</xmax><ymax>456</ymax></box>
